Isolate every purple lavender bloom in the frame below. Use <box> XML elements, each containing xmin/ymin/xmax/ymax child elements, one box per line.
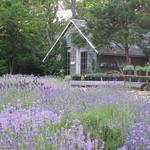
<box><xmin>0</xmin><ymin>122</ymin><xmax>3</xmax><ymax>131</ymax></box>
<box><xmin>146</xmin><ymin>145</ymin><xmax>150</xmax><ymax>150</ymax></box>
<box><xmin>86</xmin><ymin>139</ymin><xmax>94</xmax><ymax>150</ymax></box>
<box><xmin>50</xmin><ymin>134</ymin><xmax>58</xmax><ymax>145</ymax></box>
<box><xmin>118</xmin><ymin>145</ymin><xmax>128</xmax><ymax>150</ymax></box>
<box><xmin>1</xmin><ymin>75</ymin><xmax>150</xmax><ymax>149</ymax></box>
<box><xmin>0</xmin><ymin>139</ymin><xmax>5</xmax><ymax>150</ymax></box>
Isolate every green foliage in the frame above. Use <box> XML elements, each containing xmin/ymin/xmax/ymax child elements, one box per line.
<box><xmin>123</xmin><ymin>65</ymin><xmax>148</xmax><ymax>73</ymax></box>
<box><xmin>44</xmin><ymin>39</ymin><xmax>68</xmax><ymax>76</ymax></box>
<box><xmin>0</xmin><ymin>60</ymin><xmax>8</xmax><ymax>75</ymax></box>
<box><xmin>0</xmin><ymin>0</ymin><xmax>43</xmax><ymax>74</ymax></box>
<box><xmin>81</xmin><ymin>75</ymin><xmax>85</xmax><ymax>81</ymax></box>
<box><xmin>135</xmin><ymin>65</ymin><xmax>146</xmax><ymax>72</ymax></box>
<box><xmin>0</xmin><ymin>89</ymin><xmax>39</xmax><ymax>112</ymax></box>
<box><xmin>0</xmin><ymin>0</ymin><xmax>63</xmax><ymax>75</ymax></box>
<box><xmin>62</xmin><ymin>105</ymin><xmax>134</xmax><ymax>149</ymax></box>
<box><xmin>71</xmin><ymin>74</ymin><xmax>81</xmax><ymax>80</ymax></box>
<box><xmin>71</xmin><ymin>32</ymin><xmax>86</xmax><ymax>47</ymax></box>
<box><xmin>77</xmin><ymin>0</ymin><xmax>98</xmax><ymax>20</ymax></box>
<box><xmin>85</xmin><ymin>0</ymin><xmax>150</xmax><ymax>64</ymax></box>
<box><xmin>59</xmin><ymin>69</ymin><xmax>65</xmax><ymax>79</ymax></box>
<box><xmin>71</xmin><ymin>73</ymin><xmax>123</xmax><ymax>81</ymax></box>
<box><xmin>123</xmin><ymin>65</ymin><xmax>134</xmax><ymax>71</ymax></box>
<box><xmin>146</xmin><ymin>66</ymin><xmax>150</xmax><ymax>72</ymax></box>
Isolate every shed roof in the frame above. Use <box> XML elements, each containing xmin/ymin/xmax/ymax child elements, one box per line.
<box><xmin>100</xmin><ymin>43</ymin><xmax>147</xmax><ymax>57</ymax></box>
<box><xmin>43</xmin><ymin>19</ymin><xmax>98</xmax><ymax>62</ymax></box>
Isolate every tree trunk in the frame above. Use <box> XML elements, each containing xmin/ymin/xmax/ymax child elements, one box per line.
<box><xmin>71</xmin><ymin>0</ymin><xmax>78</xmax><ymax>18</ymax></box>
<box><xmin>45</xmin><ymin>28</ymin><xmax>52</xmax><ymax>48</ymax></box>
<box><xmin>83</xmin><ymin>0</ymin><xmax>86</xmax><ymax>7</ymax></box>
<box><xmin>9</xmin><ymin>59</ymin><xmax>14</xmax><ymax>74</ymax></box>
<box><xmin>125</xmin><ymin>44</ymin><xmax>130</xmax><ymax>64</ymax></box>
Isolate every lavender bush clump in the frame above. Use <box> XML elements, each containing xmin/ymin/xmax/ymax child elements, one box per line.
<box><xmin>119</xmin><ymin>97</ymin><xmax>150</xmax><ymax>150</ymax></box>
<box><xmin>0</xmin><ymin>75</ymin><xmax>149</xmax><ymax>149</ymax></box>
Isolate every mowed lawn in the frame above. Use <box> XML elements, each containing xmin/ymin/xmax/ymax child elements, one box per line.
<box><xmin>0</xmin><ymin>75</ymin><xmax>149</xmax><ymax>150</ymax></box>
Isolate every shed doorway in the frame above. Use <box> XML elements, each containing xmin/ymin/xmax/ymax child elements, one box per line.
<box><xmin>81</xmin><ymin>52</ymin><xmax>87</xmax><ymax>74</ymax></box>
<box><xmin>66</xmin><ymin>52</ymin><xmax>70</xmax><ymax>75</ymax></box>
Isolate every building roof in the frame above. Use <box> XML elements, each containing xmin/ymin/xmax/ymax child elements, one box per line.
<box><xmin>100</xmin><ymin>43</ymin><xmax>147</xmax><ymax>57</ymax></box>
<box><xmin>43</xmin><ymin>19</ymin><xmax>149</xmax><ymax>62</ymax></box>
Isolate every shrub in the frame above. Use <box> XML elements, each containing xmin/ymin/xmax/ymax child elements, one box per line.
<box><xmin>123</xmin><ymin>65</ymin><xmax>134</xmax><ymax>71</ymax></box>
<box><xmin>81</xmin><ymin>75</ymin><xmax>85</xmax><ymax>81</ymax></box>
<box><xmin>72</xmin><ymin>74</ymin><xmax>81</xmax><ymax>80</ymax></box>
<box><xmin>135</xmin><ymin>66</ymin><xmax>146</xmax><ymax>72</ymax></box>
<box><xmin>146</xmin><ymin>66</ymin><xmax>150</xmax><ymax>72</ymax></box>
<box><xmin>44</xmin><ymin>39</ymin><xmax>69</xmax><ymax>76</ymax></box>
<box><xmin>71</xmin><ymin>73</ymin><xmax>123</xmax><ymax>81</ymax></box>
<box><xmin>64</xmin><ymin>75</ymin><xmax>72</xmax><ymax>81</ymax></box>
<box><xmin>65</xmin><ymin>106</ymin><xmax>130</xmax><ymax>150</ymax></box>
<box><xmin>84</xmin><ymin>73</ymin><xmax>122</xmax><ymax>81</ymax></box>
<box><xmin>59</xmin><ymin>69</ymin><xmax>65</xmax><ymax>78</ymax></box>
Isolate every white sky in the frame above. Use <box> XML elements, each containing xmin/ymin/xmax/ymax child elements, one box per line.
<box><xmin>57</xmin><ymin>9</ymin><xmax>72</xmax><ymax>20</ymax></box>
<box><xmin>57</xmin><ymin>0</ymin><xmax>83</xmax><ymax>20</ymax></box>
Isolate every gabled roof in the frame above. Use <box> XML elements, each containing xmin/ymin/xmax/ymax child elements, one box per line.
<box><xmin>42</xmin><ymin>19</ymin><xmax>98</xmax><ymax>62</ymax></box>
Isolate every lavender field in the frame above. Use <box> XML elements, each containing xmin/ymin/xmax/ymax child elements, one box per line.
<box><xmin>0</xmin><ymin>75</ymin><xmax>150</xmax><ymax>150</ymax></box>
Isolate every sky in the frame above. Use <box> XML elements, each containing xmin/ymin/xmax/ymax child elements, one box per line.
<box><xmin>57</xmin><ymin>9</ymin><xmax>72</xmax><ymax>20</ymax></box>
<box><xmin>57</xmin><ymin>0</ymin><xmax>83</xmax><ymax>20</ymax></box>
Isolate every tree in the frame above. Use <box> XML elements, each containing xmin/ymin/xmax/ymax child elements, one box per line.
<box><xmin>43</xmin><ymin>39</ymin><xmax>68</xmax><ymax>75</ymax></box>
<box><xmin>0</xmin><ymin>0</ymin><xmax>62</xmax><ymax>75</ymax></box>
<box><xmin>31</xmin><ymin>0</ymin><xmax>61</xmax><ymax>48</ymax></box>
<box><xmin>61</xmin><ymin>0</ymin><xmax>78</xmax><ymax>18</ymax></box>
<box><xmin>71</xmin><ymin>0</ymin><xmax>78</xmax><ymax>18</ymax></box>
<box><xmin>75</xmin><ymin>0</ymin><xmax>101</xmax><ymax>22</ymax></box>
<box><xmin>134</xmin><ymin>0</ymin><xmax>150</xmax><ymax>55</ymax></box>
<box><xmin>86</xmin><ymin>0</ymin><xmax>150</xmax><ymax>64</ymax></box>
<box><xmin>0</xmin><ymin>0</ymin><xmax>31</xmax><ymax>73</ymax></box>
